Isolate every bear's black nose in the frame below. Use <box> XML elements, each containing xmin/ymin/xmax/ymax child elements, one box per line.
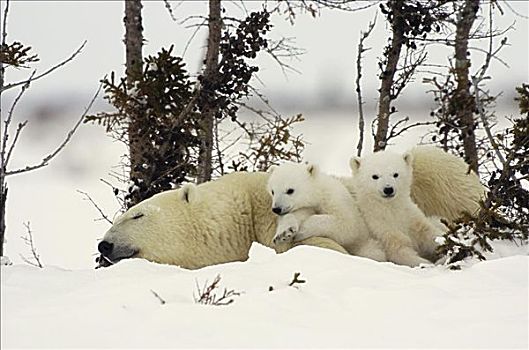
<box><xmin>383</xmin><ymin>187</ymin><xmax>394</xmax><ymax>196</ymax></box>
<box><xmin>98</xmin><ymin>241</ymin><xmax>114</xmax><ymax>256</ymax></box>
<box><xmin>272</xmin><ymin>207</ymin><xmax>282</xmax><ymax>215</ymax></box>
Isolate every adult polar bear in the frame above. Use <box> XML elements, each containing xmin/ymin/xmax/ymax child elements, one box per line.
<box><xmin>97</xmin><ymin>146</ymin><xmax>484</xmax><ymax>269</ymax></box>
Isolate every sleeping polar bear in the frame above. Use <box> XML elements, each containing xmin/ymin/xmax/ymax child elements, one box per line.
<box><xmin>97</xmin><ymin>147</ymin><xmax>484</xmax><ymax>269</ymax></box>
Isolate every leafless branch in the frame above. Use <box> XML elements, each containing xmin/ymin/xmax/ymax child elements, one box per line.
<box><xmin>179</xmin><ymin>15</ymin><xmax>208</xmax><ymax>27</ymax></box>
<box><xmin>232</xmin><ymin>0</ymin><xmax>249</xmax><ymax>15</ymax></box>
<box><xmin>288</xmin><ymin>272</ymin><xmax>306</xmax><ymax>287</ymax></box>
<box><xmin>386</xmin><ymin>116</ymin><xmax>435</xmax><ymax>145</ymax></box>
<box><xmin>99</xmin><ymin>178</ymin><xmax>127</xmax><ymax>214</ymax></box>
<box><xmin>248</xmin><ymin>85</ymin><xmax>282</xmax><ymax>117</ymax></box>
<box><xmin>4</xmin><ymin>121</ymin><xmax>27</xmax><ymax>167</ymax></box>
<box><xmin>467</xmin><ymin>45</ymin><xmax>509</xmax><ymax>68</ymax></box>
<box><xmin>271</xmin><ymin>0</ymin><xmax>377</xmax><ymax>24</ymax></box>
<box><xmin>5</xmin><ymin>80</ymin><xmax>102</xmax><ymax>176</ymax></box>
<box><xmin>1</xmin><ymin>40</ymin><xmax>87</xmax><ymax>92</ymax></box>
<box><xmin>162</xmin><ymin>0</ymin><xmax>177</xmax><ymax>21</ymax></box>
<box><xmin>182</xmin><ymin>18</ymin><xmax>207</xmax><ymax>58</ymax></box>
<box><xmin>470</xmin><ymin>2</ymin><xmax>506</xmax><ymax>166</ymax></box>
<box><xmin>265</xmin><ymin>37</ymin><xmax>304</xmax><ymax>76</ymax></box>
<box><xmin>1</xmin><ymin>0</ymin><xmax>8</xmax><ymax>48</ymax></box>
<box><xmin>150</xmin><ymin>289</ymin><xmax>166</xmax><ymax>305</ymax></box>
<box><xmin>310</xmin><ymin>0</ymin><xmax>378</xmax><ymax>12</ymax></box>
<box><xmin>20</xmin><ymin>221</ymin><xmax>43</xmax><ymax>268</ymax></box>
<box><xmin>194</xmin><ymin>274</ymin><xmax>241</xmax><ymax>306</ymax></box>
<box><xmin>2</xmin><ymin>71</ymin><xmax>35</xmax><ymax>168</ymax></box>
<box><xmin>77</xmin><ymin>190</ymin><xmax>113</xmax><ymax>225</ymax></box>
<box><xmin>355</xmin><ymin>13</ymin><xmax>376</xmax><ymax>157</ymax></box>
<box><xmin>501</xmin><ymin>0</ymin><xmax>529</xmax><ymax>19</ymax></box>
<box><xmin>392</xmin><ymin>46</ymin><xmax>428</xmax><ymax>100</ymax></box>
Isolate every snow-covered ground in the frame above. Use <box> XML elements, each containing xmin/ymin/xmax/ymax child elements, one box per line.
<box><xmin>2</xmin><ymin>242</ymin><xmax>527</xmax><ymax>349</ymax></box>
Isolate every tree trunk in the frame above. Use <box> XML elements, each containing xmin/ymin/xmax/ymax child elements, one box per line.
<box><xmin>374</xmin><ymin>0</ymin><xmax>405</xmax><ymax>152</ymax></box>
<box><xmin>0</xmin><ymin>185</ymin><xmax>6</xmax><ymax>257</ymax></box>
<box><xmin>0</xmin><ymin>2</ymin><xmax>7</xmax><ymax>257</ymax></box>
<box><xmin>453</xmin><ymin>0</ymin><xmax>480</xmax><ymax>174</ymax></box>
<box><xmin>124</xmin><ymin>0</ymin><xmax>147</xmax><ymax>205</ymax></box>
<box><xmin>197</xmin><ymin>0</ymin><xmax>222</xmax><ymax>184</ymax></box>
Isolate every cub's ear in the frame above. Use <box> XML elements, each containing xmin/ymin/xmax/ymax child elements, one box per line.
<box><xmin>306</xmin><ymin>163</ymin><xmax>319</xmax><ymax>177</ymax></box>
<box><xmin>267</xmin><ymin>165</ymin><xmax>278</xmax><ymax>174</ymax></box>
<box><xmin>349</xmin><ymin>156</ymin><xmax>361</xmax><ymax>174</ymax></box>
<box><xmin>178</xmin><ymin>183</ymin><xmax>197</xmax><ymax>203</ymax></box>
<box><xmin>403</xmin><ymin>151</ymin><xmax>414</xmax><ymax>167</ymax></box>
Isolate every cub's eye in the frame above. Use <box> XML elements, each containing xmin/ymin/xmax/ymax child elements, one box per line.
<box><xmin>372</xmin><ymin>175</ymin><xmax>379</xmax><ymax>180</ymax></box>
<box><xmin>271</xmin><ymin>190</ymin><xmax>274</xmax><ymax>195</ymax></box>
<box><xmin>132</xmin><ymin>213</ymin><xmax>144</xmax><ymax>220</ymax></box>
<box><xmin>286</xmin><ymin>188</ymin><xmax>295</xmax><ymax>195</ymax></box>
<box><xmin>393</xmin><ymin>173</ymin><xmax>399</xmax><ymax>178</ymax></box>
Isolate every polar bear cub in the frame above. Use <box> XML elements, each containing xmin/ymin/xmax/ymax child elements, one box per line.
<box><xmin>350</xmin><ymin>150</ymin><xmax>446</xmax><ymax>267</ymax></box>
<box><xmin>267</xmin><ymin>162</ymin><xmax>386</xmax><ymax>261</ymax></box>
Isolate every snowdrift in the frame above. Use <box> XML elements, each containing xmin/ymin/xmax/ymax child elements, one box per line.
<box><xmin>1</xmin><ymin>243</ymin><xmax>527</xmax><ymax>348</ymax></box>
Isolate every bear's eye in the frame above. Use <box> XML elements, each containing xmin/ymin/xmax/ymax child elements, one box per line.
<box><xmin>286</xmin><ymin>188</ymin><xmax>295</xmax><ymax>195</ymax></box>
<box><xmin>271</xmin><ymin>190</ymin><xmax>274</xmax><ymax>195</ymax></box>
<box><xmin>372</xmin><ymin>175</ymin><xmax>379</xmax><ymax>180</ymax></box>
<box><xmin>132</xmin><ymin>213</ymin><xmax>144</xmax><ymax>220</ymax></box>
<box><xmin>393</xmin><ymin>173</ymin><xmax>399</xmax><ymax>178</ymax></box>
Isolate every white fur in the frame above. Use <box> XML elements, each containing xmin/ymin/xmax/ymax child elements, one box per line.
<box><xmin>100</xmin><ymin>172</ymin><xmax>350</xmax><ymax>269</ymax></box>
<box><xmin>267</xmin><ymin>162</ymin><xmax>386</xmax><ymax>261</ymax></box>
<box><xmin>350</xmin><ymin>150</ymin><xmax>446</xmax><ymax>267</ymax></box>
<box><xmin>341</xmin><ymin>146</ymin><xmax>485</xmax><ymax>222</ymax></box>
<box><xmin>99</xmin><ymin>147</ymin><xmax>483</xmax><ymax>269</ymax></box>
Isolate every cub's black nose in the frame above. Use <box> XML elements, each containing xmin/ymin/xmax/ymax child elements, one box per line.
<box><xmin>272</xmin><ymin>207</ymin><xmax>282</xmax><ymax>215</ymax></box>
<box><xmin>383</xmin><ymin>187</ymin><xmax>394</xmax><ymax>196</ymax></box>
<box><xmin>98</xmin><ymin>241</ymin><xmax>114</xmax><ymax>256</ymax></box>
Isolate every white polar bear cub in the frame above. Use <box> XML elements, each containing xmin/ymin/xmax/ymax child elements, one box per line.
<box><xmin>350</xmin><ymin>150</ymin><xmax>446</xmax><ymax>267</ymax></box>
<box><xmin>267</xmin><ymin>162</ymin><xmax>385</xmax><ymax>261</ymax></box>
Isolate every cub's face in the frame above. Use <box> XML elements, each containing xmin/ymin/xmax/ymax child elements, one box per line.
<box><xmin>267</xmin><ymin>163</ymin><xmax>319</xmax><ymax>215</ymax></box>
<box><xmin>350</xmin><ymin>151</ymin><xmax>413</xmax><ymax>201</ymax></box>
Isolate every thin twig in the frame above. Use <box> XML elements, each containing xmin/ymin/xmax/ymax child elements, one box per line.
<box><xmin>162</xmin><ymin>0</ymin><xmax>177</xmax><ymax>21</ymax></box>
<box><xmin>265</xmin><ymin>37</ymin><xmax>304</xmax><ymax>77</ymax></box>
<box><xmin>387</xmin><ymin>117</ymin><xmax>435</xmax><ymax>143</ymax></box>
<box><xmin>150</xmin><ymin>289</ymin><xmax>166</xmax><ymax>305</ymax></box>
<box><xmin>467</xmin><ymin>46</ymin><xmax>509</xmax><ymax>68</ymax></box>
<box><xmin>194</xmin><ymin>274</ymin><xmax>241</xmax><ymax>306</ymax></box>
<box><xmin>182</xmin><ymin>18</ymin><xmax>207</xmax><ymax>58</ymax></box>
<box><xmin>77</xmin><ymin>190</ymin><xmax>113</xmax><ymax>224</ymax></box>
<box><xmin>471</xmin><ymin>2</ymin><xmax>506</xmax><ymax>166</ymax></box>
<box><xmin>1</xmin><ymin>40</ymin><xmax>87</xmax><ymax>92</ymax></box>
<box><xmin>501</xmin><ymin>0</ymin><xmax>528</xmax><ymax>19</ymax></box>
<box><xmin>288</xmin><ymin>272</ymin><xmax>306</xmax><ymax>287</ymax></box>
<box><xmin>5</xmin><ymin>80</ymin><xmax>103</xmax><ymax>176</ymax></box>
<box><xmin>20</xmin><ymin>221</ymin><xmax>43</xmax><ymax>268</ymax></box>
<box><xmin>2</xmin><ymin>71</ymin><xmax>36</xmax><ymax>166</ymax></box>
<box><xmin>213</xmin><ymin>114</ymin><xmax>225</xmax><ymax>176</ymax></box>
<box><xmin>355</xmin><ymin>13</ymin><xmax>376</xmax><ymax>157</ymax></box>
<box><xmin>1</xmin><ymin>0</ymin><xmax>8</xmax><ymax>49</ymax></box>
<box><xmin>4</xmin><ymin>121</ymin><xmax>27</xmax><ymax>167</ymax></box>
<box><xmin>99</xmin><ymin>178</ymin><xmax>127</xmax><ymax>214</ymax></box>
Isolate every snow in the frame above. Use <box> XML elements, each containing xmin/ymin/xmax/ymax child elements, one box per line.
<box><xmin>2</xmin><ymin>242</ymin><xmax>527</xmax><ymax>349</ymax></box>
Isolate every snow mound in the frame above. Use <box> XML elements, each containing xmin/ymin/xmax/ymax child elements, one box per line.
<box><xmin>2</xmin><ymin>243</ymin><xmax>528</xmax><ymax>348</ymax></box>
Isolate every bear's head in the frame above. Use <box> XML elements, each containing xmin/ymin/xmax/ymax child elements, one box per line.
<box><xmin>267</xmin><ymin>162</ymin><xmax>320</xmax><ymax>216</ymax></box>
<box><xmin>96</xmin><ymin>183</ymin><xmax>197</xmax><ymax>268</ymax></box>
<box><xmin>350</xmin><ymin>150</ymin><xmax>413</xmax><ymax>201</ymax></box>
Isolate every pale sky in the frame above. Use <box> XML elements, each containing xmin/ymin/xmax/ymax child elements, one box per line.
<box><xmin>2</xmin><ymin>0</ymin><xmax>528</xmax><ymax>113</ymax></box>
